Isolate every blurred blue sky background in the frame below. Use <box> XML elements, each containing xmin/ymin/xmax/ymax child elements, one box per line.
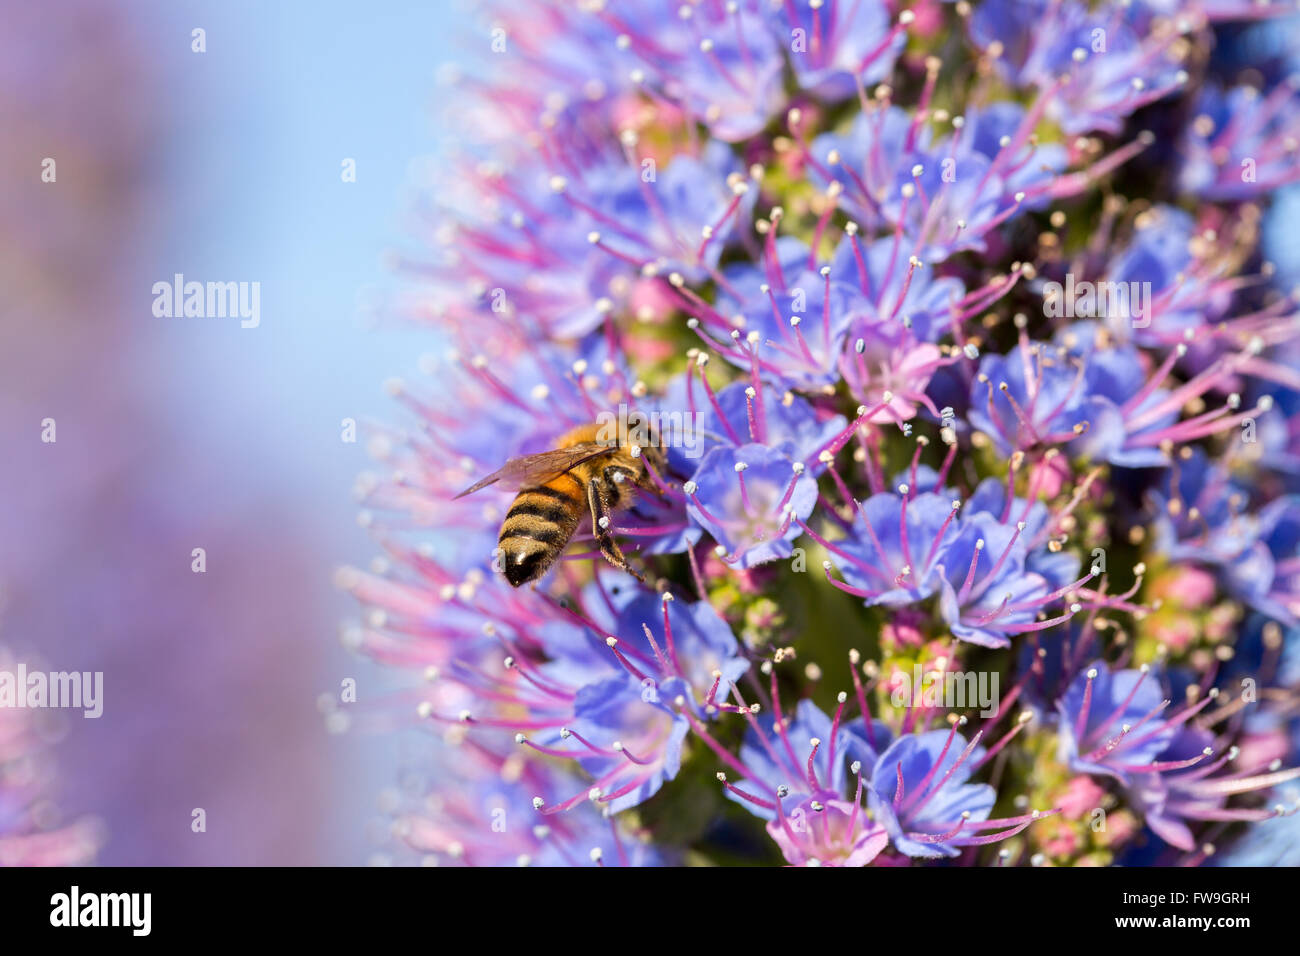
<box><xmin>3</xmin><ymin>0</ymin><xmax>473</xmax><ymax>864</ymax></box>
<box><xmin>144</xmin><ymin>0</ymin><xmax>475</xmax><ymax>864</ymax></box>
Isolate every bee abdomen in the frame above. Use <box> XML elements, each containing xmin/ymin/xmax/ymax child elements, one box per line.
<box><xmin>499</xmin><ymin>489</ymin><xmax>576</xmax><ymax>539</ymax></box>
<box><xmin>497</xmin><ymin>486</ymin><xmax>580</xmax><ymax>586</ymax></box>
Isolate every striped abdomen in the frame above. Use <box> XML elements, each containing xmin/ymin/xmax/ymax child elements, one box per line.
<box><xmin>498</xmin><ymin>473</ymin><xmax>584</xmax><ymax>587</ymax></box>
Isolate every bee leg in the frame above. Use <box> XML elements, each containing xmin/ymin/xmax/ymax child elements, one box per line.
<box><xmin>587</xmin><ymin>477</ymin><xmax>643</xmax><ymax>582</ymax></box>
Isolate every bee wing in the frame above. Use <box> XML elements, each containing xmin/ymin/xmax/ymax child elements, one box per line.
<box><xmin>452</xmin><ymin>443</ymin><xmax>615</xmax><ymax>499</ymax></box>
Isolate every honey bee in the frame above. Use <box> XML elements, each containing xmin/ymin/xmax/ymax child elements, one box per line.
<box><xmin>454</xmin><ymin>421</ymin><xmax>667</xmax><ymax>587</ymax></box>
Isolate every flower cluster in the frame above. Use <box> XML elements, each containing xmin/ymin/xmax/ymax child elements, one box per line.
<box><xmin>342</xmin><ymin>0</ymin><xmax>1300</xmax><ymax>866</ymax></box>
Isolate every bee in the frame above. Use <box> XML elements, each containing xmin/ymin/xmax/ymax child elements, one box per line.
<box><xmin>454</xmin><ymin>421</ymin><xmax>667</xmax><ymax>587</ymax></box>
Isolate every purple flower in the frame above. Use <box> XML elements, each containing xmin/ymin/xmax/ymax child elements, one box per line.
<box><xmin>1233</xmin><ymin>495</ymin><xmax>1300</xmax><ymax>625</ymax></box>
<box><xmin>964</xmin><ymin>477</ymin><xmax>1083</xmax><ymax>590</ymax></box>
<box><xmin>972</xmin><ymin>323</ymin><xmax>1268</xmax><ymax>464</ymax></box>
<box><xmin>706</xmin><ymin>236</ymin><xmax>857</xmax><ymax>392</ymax></box>
<box><xmin>1094</xmin><ymin>205</ymin><xmax>1235</xmax><ymax>351</ymax></box>
<box><xmin>596</xmin><ymin>587</ymin><xmax>750</xmax><ymax>698</ymax></box>
<box><xmin>1071</xmin><ymin>340</ymin><xmax>1181</xmax><ymax>468</ymax></box>
<box><xmin>819</xmin><ymin>475</ymin><xmax>1089</xmax><ymax>646</ymax></box>
<box><xmin>829</xmin><ymin>229</ymin><xmax>969</xmax><ymax>340</ymax></box>
<box><xmin>562</xmin><ymin>673</ymin><xmax>691</xmax><ymax>814</ymax></box>
<box><xmin>825</xmin><ymin>230</ymin><xmax>975</xmax><ymax>416</ymax></box>
<box><xmin>715</xmin><ymin>682</ymin><xmax>901</xmax><ymax>866</ymax></box>
<box><xmin>765</xmin><ymin>796</ymin><xmax>890</xmax><ymax>867</ymax></box>
<box><xmin>703</xmin><ymin>229</ymin><xmax>980</xmax><ymax>407</ymax></box>
<box><xmin>525</xmin><ymin>589</ymin><xmax>749</xmax><ymax>814</ymax></box>
<box><xmin>646</xmin><ymin>0</ymin><xmax>788</xmax><ymax>143</ymax></box>
<box><xmin>527</xmin><ymin>582</ymin><xmax>745</xmax><ymax>692</ymax></box>
<box><xmin>1149</xmin><ymin>447</ymin><xmax>1262</xmax><ymax>568</ymax></box>
<box><xmin>809</xmin><ymin>103</ymin><xmax>912</xmax><ymax>220</ymax></box>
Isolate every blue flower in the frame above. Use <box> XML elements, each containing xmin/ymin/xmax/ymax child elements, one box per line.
<box><xmin>1148</xmin><ymin>447</ymin><xmax>1262</xmax><ymax>568</ymax></box>
<box><xmin>779</xmin><ymin>0</ymin><xmax>904</xmax><ymax>100</ymax></box>
<box><xmin>968</xmin><ymin>0</ymin><xmax>1187</xmax><ymax>136</ymax></box>
<box><xmin>687</xmin><ymin>443</ymin><xmax>818</xmax><ymax>568</ymax></box>
<box><xmin>935</xmin><ymin>512</ymin><xmax>1073</xmax><ymax>647</ymax></box>
<box><xmin>1128</xmin><ymin>724</ymin><xmax>1300</xmax><ymax>853</ymax></box>
<box><xmin>867</xmin><ymin>728</ymin><xmax>997</xmax><ymax>858</ymax></box>
<box><xmin>657</xmin><ymin>1</ymin><xmax>787</xmax><ymax>142</ymax></box>
<box><xmin>567</xmin><ymin>673</ymin><xmax>691</xmax><ymax>814</ymax></box>
<box><xmin>831</xmin><ymin>490</ymin><xmax>959</xmax><ymax>607</ymax></box>
<box><xmin>1071</xmin><ymin>340</ymin><xmax>1179</xmax><ymax>468</ymax></box>
<box><xmin>832</xmin><ymin>230</ymin><xmax>968</xmax><ymax>334</ymax></box>
<box><xmin>811</xmin><ymin>101</ymin><xmax>1062</xmax><ymax>262</ymax></box>
<box><xmin>693</xmin><ymin>380</ymin><xmax>848</xmax><ymax>467</ymax></box>
<box><xmin>1098</xmin><ymin>205</ymin><xmax>1231</xmax><ymax>350</ymax></box>
<box><xmin>968</xmin><ymin>341</ymin><xmax>1088</xmax><ymax>455</ymax></box>
<box><xmin>540</xmin><ymin>582</ymin><xmax>748</xmax><ymax>708</ymax></box>
<box><xmin>1056</xmin><ymin>661</ymin><xmax>1178</xmax><ymax>783</ymax></box>
<box><xmin>581</xmin><ymin>140</ymin><xmax>754</xmax><ymax>282</ymax></box>
<box><xmin>964</xmin><ymin>477</ymin><xmax>1081</xmax><ymax>589</ymax></box>
<box><xmin>611</xmin><ymin>590</ymin><xmax>750</xmax><ymax>703</ymax></box>
<box><xmin>724</xmin><ymin>698</ymin><xmax>884</xmax><ymax>821</ymax></box>
<box><xmin>1179</xmin><ymin>81</ymin><xmax>1300</xmax><ymax>201</ymax></box>
<box><xmin>1234</xmin><ymin>495</ymin><xmax>1300</xmax><ymax>625</ymax></box>
<box><xmin>712</xmin><ymin>237</ymin><xmax>859</xmax><ymax>392</ymax></box>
